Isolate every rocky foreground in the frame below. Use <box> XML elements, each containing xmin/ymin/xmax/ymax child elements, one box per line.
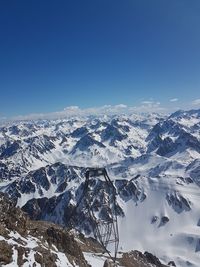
<box><xmin>0</xmin><ymin>192</ymin><xmax>170</xmax><ymax>267</ymax></box>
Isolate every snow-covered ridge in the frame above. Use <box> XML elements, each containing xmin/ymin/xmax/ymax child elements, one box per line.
<box><xmin>0</xmin><ymin>113</ymin><xmax>163</xmax><ymax>178</ymax></box>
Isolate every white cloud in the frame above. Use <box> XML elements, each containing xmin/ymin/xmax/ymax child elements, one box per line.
<box><xmin>170</xmin><ymin>98</ymin><xmax>178</xmax><ymax>102</ymax></box>
<box><xmin>192</xmin><ymin>99</ymin><xmax>200</xmax><ymax>106</ymax></box>
<box><xmin>141</xmin><ymin>101</ymin><xmax>154</xmax><ymax>105</ymax></box>
<box><xmin>115</xmin><ymin>104</ymin><xmax>127</xmax><ymax>108</ymax></box>
<box><xmin>64</xmin><ymin>106</ymin><xmax>79</xmax><ymax>111</ymax></box>
<box><xmin>6</xmin><ymin>101</ymin><xmax>168</xmax><ymax>122</ymax></box>
<box><xmin>9</xmin><ymin>104</ymin><xmax>129</xmax><ymax>121</ymax></box>
<box><xmin>130</xmin><ymin>100</ymin><xmax>165</xmax><ymax>113</ymax></box>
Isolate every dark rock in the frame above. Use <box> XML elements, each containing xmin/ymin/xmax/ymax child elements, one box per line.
<box><xmin>159</xmin><ymin>216</ymin><xmax>169</xmax><ymax>227</ymax></box>
<box><xmin>101</xmin><ymin>124</ymin><xmax>127</xmax><ymax>145</ymax></box>
<box><xmin>195</xmin><ymin>238</ymin><xmax>200</xmax><ymax>252</ymax></box>
<box><xmin>166</xmin><ymin>193</ymin><xmax>191</xmax><ymax>213</ymax></box>
<box><xmin>120</xmin><ymin>250</ymin><xmax>168</xmax><ymax>267</ymax></box>
<box><xmin>151</xmin><ymin>216</ymin><xmax>159</xmax><ymax>224</ymax></box>
<box><xmin>16</xmin><ymin>246</ymin><xmax>30</xmax><ymax>267</ymax></box>
<box><xmin>8</xmin><ymin>125</ymin><xmax>20</xmax><ymax>135</ymax></box>
<box><xmin>71</xmin><ymin>134</ymin><xmax>105</xmax><ymax>153</ymax></box>
<box><xmin>71</xmin><ymin>127</ymin><xmax>88</xmax><ymax>138</ymax></box>
<box><xmin>0</xmin><ymin>192</ymin><xmax>90</xmax><ymax>267</ymax></box>
<box><xmin>25</xmin><ymin>135</ymin><xmax>55</xmax><ymax>155</ymax></box>
<box><xmin>144</xmin><ymin>251</ymin><xmax>162</xmax><ymax>266</ymax></box>
<box><xmin>103</xmin><ymin>259</ymin><xmax>117</xmax><ymax>267</ymax></box>
<box><xmin>157</xmin><ymin>137</ymin><xmax>175</xmax><ymax>156</ymax></box>
<box><xmin>0</xmin><ymin>140</ymin><xmax>21</xmax><ymax>159</ymax></box>
<box><xmin>0</xmin><ymin>193</ymin><xmax>28</xmax><ymax>235</ymax></box>
<box><xmin>31</xmin><ymin>168</ymin><xmax>50</xmax><ymax>191</ymax></box>
<box><xmin>168</xmin><ymin>261</ymin><xmax>176</xmax><ymax>266</ymax></box>
<box><xmin>0</xmin><ymin>240</ymin><xmax>13</xmax><ymax>265</ymax></box>
<box><xmin>34</xmin><ymin>247</ymin><xmax>58</xmax><ymax>267</ymax></box>
<box><xmin>56</xmin><ymin>181</ymin><xmax>67</xmax><ymax>193</ymax></box>
<box><xmin>117</xmin><ymin>180</ymin><xmax>145</xmax><ymax>203</ymax></box>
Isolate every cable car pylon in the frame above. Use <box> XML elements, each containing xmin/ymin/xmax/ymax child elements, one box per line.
<box><xmin>67</xmin><ymin>167</ymin><xmax>119</xmax><ymax>263</ymax></box>
<box><xmin>85</xmin><ymin>168</ymin><xmax>119</xmax><ymax>262</ymax></box>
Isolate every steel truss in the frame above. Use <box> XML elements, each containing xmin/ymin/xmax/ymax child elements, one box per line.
<box><xmin>67</xmin><ymin>167</ymin><xmax>119</xmax><ymax>262</ymax></box>
<box><xmin>85</xmin><ymin>168</ymin><xmax>119</xmax><ymax>262</ymax></box>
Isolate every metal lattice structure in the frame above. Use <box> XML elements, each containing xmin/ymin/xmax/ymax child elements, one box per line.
<box><xmin>67</xmin><ymin>167</ymin><xmax>119</xmax><ymax>262</ymax></box>
<box><xmin>85</xmin><ymin>168</ymin><xmax>119</xmax><ymax>262</ymax></box>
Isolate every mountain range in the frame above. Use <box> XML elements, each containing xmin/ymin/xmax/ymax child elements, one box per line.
<box><xmin>0</xmin><ymin>109</ymin><xmax>200</xmax><ymax>267</ymax></box>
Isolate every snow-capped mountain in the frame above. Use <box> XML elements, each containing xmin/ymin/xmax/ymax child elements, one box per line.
<box><xmin>0</xmin><ymin>109</ymin><xmax>200</xmax><ymax>267</ymax></box>
<box><xmin>0</xmin><ymin>113</ymin><xmax>160</xmax><ymax>178</ymax></box>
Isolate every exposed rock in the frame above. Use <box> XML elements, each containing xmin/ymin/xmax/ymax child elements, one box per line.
<box><xmin>33</xmin><ymin>247</ymin><xmax>58</xmax><ymax>267</ymax></box>
<box><xmin>71</xmin><ymin>134</ymin><xmax>105</xmax><ymax>154</ymax></box>
<box><xmin>168</xmin><ymin>261</ymin><xmax>176</xmax><ymax>266</ymax></box>
<box><xmin>0</xmin><ymin>192</ymin><xmax>89</xmax><ymax>267</ymax></box>
<box><xmin>195</xmin><ymin>238</ymin><xmax>200</xmax><ymax>252</ymax></box>
<box><xmin>151</xmin><ymin>215</ymin><xmax>159</xmax><ymax>224</ymax></box>
<box><xmin>144</xmin><ymin>251</ymin><xmax>162</xmax><ymax>266</ymax></box>
<box><xmin>16</xmin><ymin>246</ymin><xmax>30</xmax><ymax>267</ymax></box>
<box><xmin>103</xmin><ymin>259</ymin><xmax>118</xmax><ymax>267</ymax></box>
<box><xmin>166</xmin><ymin>192</ymin><xmax>191</xmax><ymax>213</ymax></box>
<box><xmin>158</xmin><ymin>216</ymin><xmax>169</xmax><ymax>227</ymax></box>
<box><xmin>120</xmin><ymin>250</ymin><xmax>167</xmax><ymax>267</ymax></box>
<box><xmin>0</xmin><ymin>192</ymin><xmax>27</xmax><ymax>235</ymax></box>
<box><xmin>0</xmin><ymin>240</ymin><xmax>13</xmax><ymax>265</ymax></box>
<box><xmin>0</xmin><ymin>140</ymin><xmax>21</xmax><ymax>159</ymax></box>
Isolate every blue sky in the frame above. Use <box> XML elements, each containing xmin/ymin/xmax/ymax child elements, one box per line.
<box><xmin>0</xmin><ymin>0</ymin><xmax>200</xmax><ymax>118</ymax></box>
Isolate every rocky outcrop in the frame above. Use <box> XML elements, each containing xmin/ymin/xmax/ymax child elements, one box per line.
<box><xmin>0</xmin><ymin>192</ymin><xmax>172</xmax><ymax>267</ymax></box>
<box><xmin>0</xmin><ymin>240</ymin><xmax>13</xmax><ymax>265</ymax></box>
<box><xmin>119</xmin><ymin>250</ymin><xmax>168</xmax><ymax>267</ymax></box>
<box><xmin>0</xmin><ymin>193</ymin><xmax>89</xmax><ymax>267</ymax></box>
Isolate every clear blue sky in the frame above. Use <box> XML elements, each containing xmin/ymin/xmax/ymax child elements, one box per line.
<box><xmin>0</xmin><ymin>0</ymin><xmax>200</xmax><ymax>117</ymax></box>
